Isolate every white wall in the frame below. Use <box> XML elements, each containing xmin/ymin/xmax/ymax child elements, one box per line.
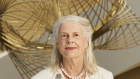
<box><xmin>0</xmin><ymin>52</ymin><xmax>22</xmax><ymax>79</ymax></box>
<box><xmin>95</xmin><ymin>46</ymin><xmax>140</xmax><ymax>76</ymax></box>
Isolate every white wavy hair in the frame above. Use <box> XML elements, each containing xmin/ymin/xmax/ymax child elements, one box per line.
<box><xmin>50</xmin><ymin>15</ymin><xmax>97</xmax><ymax>75</ymax></box>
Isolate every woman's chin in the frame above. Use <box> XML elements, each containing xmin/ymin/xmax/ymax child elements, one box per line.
<box><xmin>63</xmin><ymin>53</ymin><xmax>82</xmax><ymax>59</ymax></box>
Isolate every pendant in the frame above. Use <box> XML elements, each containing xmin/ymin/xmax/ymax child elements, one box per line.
<box><xmin>55</xmin><ymin>74</ymin><xmax>62</xmax><ymax>79</ymax></box>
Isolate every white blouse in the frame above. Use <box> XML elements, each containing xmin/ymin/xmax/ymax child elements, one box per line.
<box><xmin>31</xmin><ymin>66</ymin><xmax>114</xmax><ymax>79</ymax></box>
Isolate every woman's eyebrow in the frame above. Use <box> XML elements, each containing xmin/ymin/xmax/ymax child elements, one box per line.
<box><xmin>60</xmin><ymin>32</ymin><xmax>67</xmax><ymax>34</ymax></box>
<box><xmin>73</xmin><ymin>32</ymin><xmax>81</xmax><ymax>34</ymax></box>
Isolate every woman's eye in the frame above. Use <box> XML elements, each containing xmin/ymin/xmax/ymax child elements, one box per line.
<box><xmin>75</xmin><ymin>34</ymin><xmax>79</xmax><ymax>36</ymax></box>
<box><xmin>62</xmin><ymin>35</ymin><xmax>67</xmax><ymax>37</ymax></box>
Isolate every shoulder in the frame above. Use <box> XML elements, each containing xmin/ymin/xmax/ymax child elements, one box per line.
<box><xmin>97</xmin><ymin>66</ymin><xmax>113</xmax><ymax>75</ymax></box>
<box><xmin>90</xmin><ymin>66</ymin><xmax>114</xmax><ymax>79</ymax></box>
<box><xmin>31</xmin><ymin>67</ymin><xmax>54</xmax><ymax>79</ymax></box>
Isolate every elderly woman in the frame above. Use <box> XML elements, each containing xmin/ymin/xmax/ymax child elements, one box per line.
<box><xmin>32</xmin><ymin>15</ymin><xmax>114</xmax><ymax>79</ymax></box>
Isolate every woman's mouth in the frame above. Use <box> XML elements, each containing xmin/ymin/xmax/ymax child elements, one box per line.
<box><xmin>65</xmin><ymin>47</ymin><xmax>77</xmax><ymax>50</ymax></box>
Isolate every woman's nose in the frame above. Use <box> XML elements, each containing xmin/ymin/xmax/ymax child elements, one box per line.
<box><xmin>66</xmin><ymin>37</ymin><xmax>74</xmax><ymax>44</ymax></box>
<box><xmin>67</xmin><ymin>41</ymin><xmax>74</xmax><ymax>43</ymax></box>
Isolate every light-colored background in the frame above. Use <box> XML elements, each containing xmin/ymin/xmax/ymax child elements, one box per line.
<box><xmin>0</xmin><ymin>0</ymin><xmax>140</xmax><ymax>79</ymax></box>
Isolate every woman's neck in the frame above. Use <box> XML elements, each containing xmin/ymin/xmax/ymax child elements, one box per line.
<box><xmin>62</xmin><ymin>56</ymin><xmax>84</xmax><ymax>76</ymax></box>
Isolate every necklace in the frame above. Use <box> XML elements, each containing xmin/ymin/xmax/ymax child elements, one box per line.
<box><xmin>60</xmin><ymin>63</ymin><xmax>85</xmax><ymax>79</ymax></box>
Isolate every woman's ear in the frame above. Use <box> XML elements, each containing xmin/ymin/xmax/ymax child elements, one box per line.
<box><xmin>56</xmin><ymin>41</ymin><xmax>59</xmax><ymax>47</ymax></box>
<box><xmin>56</xmin><ymin>41</ymin><xmax>58</xmax><ymax>48</ymax></box>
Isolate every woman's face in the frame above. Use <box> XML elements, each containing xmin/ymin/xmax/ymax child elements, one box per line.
<box><xmin>56</xmin><ymin>22</ymin><xmax>88</xmax><ymax>58</ymax></box>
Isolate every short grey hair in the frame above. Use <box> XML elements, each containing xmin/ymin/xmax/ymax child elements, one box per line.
<box><xmin>51</xmin><ymin>15</ymin><xmax>97</xmax><ymax>75</ymax></box>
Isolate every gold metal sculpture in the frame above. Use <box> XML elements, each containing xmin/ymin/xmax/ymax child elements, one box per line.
<box><xmin>0</xmin><ymin>0</ymin><xmax>140</xmax><ymax>79</ymax></box>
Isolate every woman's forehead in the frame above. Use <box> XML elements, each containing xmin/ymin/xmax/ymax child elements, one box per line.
<box><xmin>59</xmin><ymin>22</ymin><xmax>84</xmax><ymax>33</ymax></box>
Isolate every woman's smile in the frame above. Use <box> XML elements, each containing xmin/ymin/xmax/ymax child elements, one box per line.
<box><xmin>65</xmin><ymin>47</ymin><xmax>77</xmax><ymax>50</ymax></box>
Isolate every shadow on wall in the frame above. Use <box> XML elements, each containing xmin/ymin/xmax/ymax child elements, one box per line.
<box><xmin>115</xmin><ymin>66</ymin><xmax>140</xmax><ymax>79</ymax></box>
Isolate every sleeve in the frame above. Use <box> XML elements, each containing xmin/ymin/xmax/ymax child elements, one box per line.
<box><xmin>31</xmin><ymin>69</ymin><xmax>48</xmax><ymax>79</ymax></box>
<box><xmin>31</xmin><ymin>68</ymin><xmax>54</xmax><ymax>79</ymax></box>
<box><xmin>98</xmin><ymin>66</ymin><xmax>114</xmax><ymax>79</ymax></box>
<box><xmin>31</xmin><ymin>77</ymin><xmax>35</xmax><ymax>79</ymax></box>
<box><xmin>106</xmin><ymin>71</ymin><xmax>114</xmax><ymax>79</ymax></box>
